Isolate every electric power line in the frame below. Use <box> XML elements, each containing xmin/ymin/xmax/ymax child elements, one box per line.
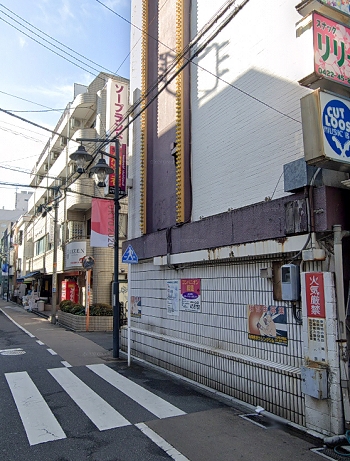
<box><xmin>0</xmin><ymin>90</ymin><xmax>64</xmax><ymax>112</ymax></box>
<box><xmin>0</xmin><ymin>15</ymin><xmax>120</xmax><ymax>84</ymax></box>
<box><xmin>0</xmin><ymin>3</ymin><xmax>120</xmax><ymax>77</ymax></box>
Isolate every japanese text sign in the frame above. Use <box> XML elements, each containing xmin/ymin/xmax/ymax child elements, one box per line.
<box><xmin>313</xmin><ymin>12</ymin><xmax>350</xmax><ymax>87</ymax></box>
<box><xmin>181</xmin><ymin>279</ymin><xmax>201</xmax><ymax>312</ymax></box>
<box><xmin>305</xmin><ymin>272</ymin><xmax>326</xmax><ymax>318</ymax></box>
<box><xmin>108</xmin><ymin>143</ymin><xmax>127</xmax><ymax>197</ymax></box>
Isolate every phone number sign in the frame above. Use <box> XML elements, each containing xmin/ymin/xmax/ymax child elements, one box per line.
<box><xmin>313</xmin><ymin>12</ymin><xmax>350</xmax><ymax>87</ymax></box>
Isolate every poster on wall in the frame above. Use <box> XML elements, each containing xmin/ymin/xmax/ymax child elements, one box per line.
<box><xmin>247</xmin><ymin>304</ymin><xmax>288</xmax><ymax>346</ymax></box>
<box><xmin>167</xmin><ymin>280</ymin><xmax>179</xmax><ymax>316</ymax></box>
<box><xmin>131</xmin><ymin>296</ymin><xmax>141</xmax><ymax>318</ymax></box>
<box><xmin>181</xmin><ymin>279</ymin><xmax>201</xmax><ymax>312</ymax></box>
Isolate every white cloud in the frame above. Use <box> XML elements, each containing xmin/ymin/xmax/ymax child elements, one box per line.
<box><xmin>59</xmin><ymin>0</ymin><xmax>75</xmax><ymax>21</ymax></box>
<box><xmin>19</xmin><ymin>37</ymin><xmax>26</xmax><ymax>48</ymax></box>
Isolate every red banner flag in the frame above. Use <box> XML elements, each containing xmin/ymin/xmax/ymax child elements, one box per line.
<box><xmin>91</xmin><ymin>198</ymin><xmax>114</xmax><ymax>248</ymax></box>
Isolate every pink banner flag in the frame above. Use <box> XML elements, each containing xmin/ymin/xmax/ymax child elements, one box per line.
<box><xmin>91</xmin><ymin>198</ymin><xmax>114</xmax><ymax>248</ymax></box>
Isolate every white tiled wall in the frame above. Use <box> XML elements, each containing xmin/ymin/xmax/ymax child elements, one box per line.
<box><xmin>122</xmin><ymin>258</ymin><xmax>305</xmax><ymax>425</ymax></box>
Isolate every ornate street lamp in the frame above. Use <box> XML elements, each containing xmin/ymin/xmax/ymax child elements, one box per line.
<box><xmin>89</xmin><ymin>157</ymin><xmax>113</xmax><ymax>188</ymax></box>
<box><xmin>70</xmin><ymin>138</ymin><xmax>121</xmax><ymax>358</ymax></box>
<box><xmin>69</xmin><ymin>145</ymin><xmax>93</xmax><ymax>173</ymax></box>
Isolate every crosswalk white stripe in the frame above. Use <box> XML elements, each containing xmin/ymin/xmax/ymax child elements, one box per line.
<box><xmin>87</xmin><ymin>364</ymin><xmax>186</xmax><ymax>419</ymax></box>
<box><xmin>136</xmin><ymin>423</ymin><xmax>190</xmax><ymax>461</ymax></box>
<box><xmin>5</xmin><ymin>371</ymin><xmax>66</xmax><ymax>446</ymax></box>
<box><xmin>48</xmin><ymin>367</ymin><xmax>131</xmax><ymax>431</ymax></box>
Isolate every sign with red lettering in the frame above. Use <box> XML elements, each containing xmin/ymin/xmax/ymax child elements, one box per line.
<box><xmin>305</xmin><ymin>272</ymin><xmax>326</xmax><ymax>318</ymax></box>
<box><xmin>181</xmin><ymin>279</ymin><xmax>201</xmax><ymax>312</ymax></box>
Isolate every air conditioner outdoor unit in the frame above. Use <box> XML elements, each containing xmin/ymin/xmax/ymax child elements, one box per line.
<box><xmin>60</xmin><ymin>137</ymin><xmax>67</xmax><ymax>147</ymax></box>
<box><xmin>70</xmin><ymin>118</ymin><xmax>82</xmax><ymax>129</ymax></box>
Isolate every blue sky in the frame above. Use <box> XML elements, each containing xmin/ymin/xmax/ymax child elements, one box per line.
<box><xmin>0</xmin><ymin>0</ymin><xmax>131</xmax><ymax>210</ymax></box>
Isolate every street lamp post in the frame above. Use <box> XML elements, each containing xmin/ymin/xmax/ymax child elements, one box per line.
<box><xmin>70</xmin><ymin>138</ymin><xmax>121</xmax><ymax>358</ymax></box>
<box><xmin>51</xmin><ymin>188</ymin><xmax>59</xmax><ymax>324</ymax></box>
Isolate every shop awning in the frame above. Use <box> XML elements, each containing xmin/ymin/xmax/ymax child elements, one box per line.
<box><xmin>22</xmin><ymin>271</ymin><xmax>42</xmax><ymax>280</ymax></box>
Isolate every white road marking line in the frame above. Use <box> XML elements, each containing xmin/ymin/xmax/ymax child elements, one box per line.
<box><xmin>136</xmin><ymin>423</ymin><xmax>190</xmax><ymax>461</ymax></box>
<box><xmin>87</xmin><ymin>364</ymin><xmax>186</xmax><ymax>419</ymax></box>
<box><xmin>36</xmin><ymin>340</ymin><xmax>45</xmax><ymax>345</ymax></box>
<box><xmin>47</xmin><ymin>349</ymin><xmax>57</xmax><ymax>355</ymax></box>
<box><xmin>0</xmin><ymin>348</ymin><xmax>23</xmax><ymax>353</ymax></box>
<box><xmin>61</xmin><ymin>361</ymin><xmax>72</xmax><ymax>368</ymax></box>
<box><xmin>48</xmin><ymin>367</ymin><xmax>130</xmax><ymax>431</ymax></box>
<box><xmin>0</xmin><ymin>308</ymin><xmax>35</xmax><ymax>337</ymax></box>
<box><xmin>5</xmin><ymin>371</ymin><xmax>66</xmax><ymax>446</ymax></box>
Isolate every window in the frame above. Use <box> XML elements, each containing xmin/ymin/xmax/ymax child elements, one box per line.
<box><xmin>35</xmin><ymin>236</ymin><xmax>47</xmax><ymax>256</ymax></box>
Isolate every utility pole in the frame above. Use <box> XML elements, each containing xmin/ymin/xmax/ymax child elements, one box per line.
<box><xmin>51</xmin><ymin>187</ymin><xmax>59</xmax><ymax>324</ymax></box>
<box><xmin>113</xmin><ymin>138</ymin><xmax>120</xmax><ymax>358</ymax></box>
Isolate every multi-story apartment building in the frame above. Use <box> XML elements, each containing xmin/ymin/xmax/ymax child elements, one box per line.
<box><xmin>15</xmin><ymin>72</ymin><xmax>129</xmax><ymax>317</ymax></box>
<box><xmin>124</xmin><ymin>0</ymin><xmax>350</xmax><ymax>436</ymax></box>
<box><xmin>0</xmin><ymin>191</ymin><xmax>32</xmax><ymax>299</ymax></box>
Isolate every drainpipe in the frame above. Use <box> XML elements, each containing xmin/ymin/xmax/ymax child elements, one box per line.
<box><xmin>333</xmin><ymin>224</ymin><xmax>350</xmax><ymax>428</ymax></box>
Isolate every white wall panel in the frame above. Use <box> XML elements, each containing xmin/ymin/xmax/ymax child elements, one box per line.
<box><xmin>122</xmin><ymin>257</ymin><xmax>305</xmax><ymax>425</ymax></box>
<box><xmin>191</xmin><ymin>0</ymin><xmax>310</xmax><ymax>220</ymax></box>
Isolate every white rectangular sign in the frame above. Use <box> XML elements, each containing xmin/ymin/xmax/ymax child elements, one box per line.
<box><xmin>65</xmin><ymin>241</ymin><xmax>86</xmax><ymax>269</ymax></box>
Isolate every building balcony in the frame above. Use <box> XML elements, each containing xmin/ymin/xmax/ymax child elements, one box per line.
<box><xmin>66</xmin><ymin>177</ymin><xmax>95</xmax><ymax>211</ymax></box>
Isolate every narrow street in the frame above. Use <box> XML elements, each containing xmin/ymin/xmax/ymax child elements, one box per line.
<box><xmin>0</xmin><ymin>303</ymin><xmax>324</xmax><ymax>461</ymax></box>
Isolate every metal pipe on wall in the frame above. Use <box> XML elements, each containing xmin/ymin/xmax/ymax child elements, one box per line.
<box><xmin>333</xmin><ymin>224</ymin><xmax>350</xmax><ymax>429</ymax></box>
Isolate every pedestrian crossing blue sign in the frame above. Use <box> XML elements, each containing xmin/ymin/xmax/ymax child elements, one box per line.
<box><xmin>122</xmin><ymin>245</ymin><xmax>138</xmax><ymax>264</ymax></box>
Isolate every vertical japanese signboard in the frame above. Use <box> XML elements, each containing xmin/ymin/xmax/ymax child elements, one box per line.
<box><xmin>105</xmin><ymin>78</ymin><xmax>129</xmax><ymax>198</ymax></box>
<box><xmin>108</xmin><ymin>143</ymin><xmax>127</xmax><ymax>197</ymax></box>
<box><xmin>305</xmin><ymin>272</ymin><xmax>326</xmax><ymax>318</ymax></box>
<box><xmin>304</xmin><ymin>272</ymin><xmax>327</xmax><ymax>363</ymax></box>
<box><xmin>313</xmin><ymin>12</ymin><xmax>350</xmax><ymax>87</ymax></box>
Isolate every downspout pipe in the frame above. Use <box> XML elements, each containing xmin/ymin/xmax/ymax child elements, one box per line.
<box><xmin>333</xmin><ymin>224</ymin><xmax>350</xmax><ymax>429</ymax></box>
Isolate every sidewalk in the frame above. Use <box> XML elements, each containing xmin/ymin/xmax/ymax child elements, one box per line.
<box><xmin>0</xmin><ymin>299</ymin><xmax>114</xmax><ymax>366</ymax></box>
<box><xmin>0</xmin><ymin>299</ymin><xmax>332</xmax><ymax>461</ymax></box>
